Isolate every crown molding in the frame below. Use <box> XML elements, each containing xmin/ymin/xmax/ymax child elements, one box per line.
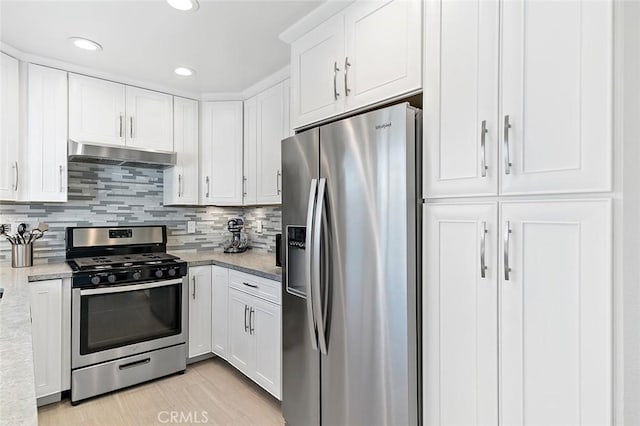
<box><xmin>242</xmin><ymin>65</ymin><xmax>290</xmax><ymax>99</ymax></box>
<box><xmin>278</xmin><ymin>0</ymin><xmax>354</xmax><ymax>44</ymax></box>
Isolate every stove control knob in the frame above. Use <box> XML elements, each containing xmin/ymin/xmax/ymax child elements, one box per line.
<box><xmin>91</xmin><ymin>276</ymin><xmax>101</xmax><ymax>285</ymax></box>
<box><xmin>155</xmin><ymin>270</ymin><xmax>163</xmax><ymax>278</ymax></box>
<box><xmin>168</xmin><ymin>268</ymin><xmax>176</xmax><ymax>277</ymax></box>
<box><xmin>107</xmin><ymin>274</ymin><xmax>117</xmax><ymax>283</ymax></box>
<box><xmin>132</xmin><ymin>271</ymin><xmax>142</xmax><ymax>280</ymax></box>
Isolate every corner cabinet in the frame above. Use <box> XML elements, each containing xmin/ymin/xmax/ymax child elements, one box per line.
<box><xmin>200</xmin><ymin>101</ymin><xmax>243</xmax><ymax>206</ymax></box>
<box><xmin>188</xmin><ymin>266</ymin><xmax>212</xmax><ymax>358</ymax></box>
<box><xmin>290</xmin><ymin>0</ymin><xmax>422</xmax><ymax>129</ymax></box>
<box><xmin>27</xmin><ymin>64</ymin><xmax>68</xmax><ymax>202</ymax></box>
<box><xmin>0</xmin><ymin>52</ymin><xmax>20</xmax><ymax>201</ymax></box>
<box><xmin>69</xmin><ymin>74</ymin><xmax>173</xmax><ymax>152</ymax></box>
<box><xmin>164</xmin><ymin>97</ymin><xmax>199</xmax><ymax>206</ymax></box>
<box><xmin>211</xmin><ymin>265</ymin><xmax>229</xmax><ymax>358</ymax></box>
<box><xmin>243</xmin><ymin>80</ymin><xmax>290</xmax><ymax>206</ymax></box>
<box><xmin>424</xmin><ymin>0</ymin><xmax>612</xmax><ymax>198</ymax></box>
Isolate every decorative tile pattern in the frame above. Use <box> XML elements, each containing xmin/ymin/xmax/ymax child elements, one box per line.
<box><xmin>0</xmin><ymin>163</ymin><xmax>281</xmax><ymax>263</ymax></box>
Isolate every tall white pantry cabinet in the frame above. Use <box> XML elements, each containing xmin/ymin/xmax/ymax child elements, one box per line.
<box><xmin>423</xmin><ymin>1</ymin><xmax>613</xmax><ymax>426</ymax></box>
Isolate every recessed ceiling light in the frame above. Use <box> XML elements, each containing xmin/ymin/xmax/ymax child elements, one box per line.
<box><xmin>167</xmin><ymin>0</ymin><xmax>199</xmax><ymax>11</ymax></box>
<box><xmin>174</xmin><ymin>67</ymin><xmax>195</xmax><ymax>77</ymax></box>
<box><xmin>69</xmin><ymin>37</ymin><xmax>102</xmax><ymax>51</ymax></box>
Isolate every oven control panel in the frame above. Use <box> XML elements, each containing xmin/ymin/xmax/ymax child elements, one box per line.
<box><xmin>72</xmin><ymin>263</ymin><xmax>188</xmax><ymax>288</ymax></box>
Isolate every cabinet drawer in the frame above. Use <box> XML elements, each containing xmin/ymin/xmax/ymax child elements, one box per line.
<box><xmin>229</xmin><ymin>270</ymin><xmax>281</xmax><ymax>305</ymax></box>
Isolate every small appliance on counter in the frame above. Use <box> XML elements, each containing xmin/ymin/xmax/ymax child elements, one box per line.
<box><xmin>223</xmin><ymin>217</ymin><xmax>248</xmax><ymax>254</ymax></box>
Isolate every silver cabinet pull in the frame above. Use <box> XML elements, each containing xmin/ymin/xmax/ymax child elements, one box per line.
<box><xmin>249</xmin><ymin>307</ymin><xmax>255</xmax><ymax>335</ymax></box>
<box><xmin>192</xmin><ymin>276</ymin><xmax>196</xmax><ymax>299</ymax></box>
<box><xmin>59</xmin><ymin>165</ymin><xmax>64</xmax><ymax>193</ymax></box>
<box><xmin>344</xmin><ymin>56</ymin><xmax>351</xmax><ymax>96</ymax></box>
<box><xmin>277</xmin><ymin>170</ymin><xmax>281</xmax><ymax>195</ymax></box>
<box><xmin>333</xmin><ymin>61</ymin><xmax>340</xmax><ymax>101</ymax></box>
<box><xmin>504</xmin><ymin>221</ymin><xmax>512</xmax><ymax>280</ymax></box>
<box><xmin>119</xmin><ymin>115</ymin><xmax>124</xmax><ymax>138</ymax></box>
<box><xmin>178</xmin><ymin>174</ymin><xmax>182</xmax><ymax>197</ymax></box>
<box><xmin>313</xmin><ymin>178</ymin><xmax>328</xmax><ymax>355</ymax></box>
<box><xmin>242</xmin><ymin>176</ymin><xmax>247</xmax><ymax>197</ymax></box>
<box><xmin>481</xmin><ymin>120</ymin><xmax>488</xmax><ymax>177</ymax></box>
<box><xmin>206</xmin><ymin>176</ymin><xmax>210</xmax><ymax>198</ymax></box>
<box><xmin>503</xmin><ymin>115</ymin><xmax>512</xmax><ymax>174</ymax></box>
<box><xmin>305</xmin><ymin>179</ymin><xmax>319</xmax><ymax>351</ymax></box>
<box><xmin>242</xmin><ymin>281</ymin><xmax>258</xmax><ymax>289</ymax></box>
<box><xmin>13</xmin><ymin>161</ymin><xmax>18</xmax><ymax>191</ymax></box>
<box><xmin>244</xmin><ymin>304</ymin><xmax>249</xmax><ymax>332</ymax></box>
<box><xmin>481</xmin><ymin>221</ymin><xmax>488</xmax><ymax>278</ymax></box>
<box><xmin>129</xmin><ymin>116</ymin><xmax>134</xmax><ymax>139</ymax></box>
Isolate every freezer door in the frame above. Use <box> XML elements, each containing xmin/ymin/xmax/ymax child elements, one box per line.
<box><xmin>319</xmin><ymin>104</ymin><xmax>419</xmax><ymax>426</ymax></box>
<box><xmin>281</xmin><ymin>128</ymin><xmax>321</xmax><ymax>426</ymax></box>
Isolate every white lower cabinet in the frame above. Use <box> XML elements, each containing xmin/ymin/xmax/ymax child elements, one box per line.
<box><xmin>211</xmin><ymin>265</ymin><xmax>229</xmax><ymax>358</ymax></box>
<box><xmin>424</xmin><ymin>200</ymin><xmax>612</xmax><ymax>426</ymax></box>
<box><xmin>188</xmin><ymin>266</ymin><xmax>212</xmax><ymax>358</ymax></box>
<box><xmin>228</xmin><ymin>288</ymin><xmax>255</xmax><ymax>376</ymax></box>
<box><xmin>29</xmin><ymin>279</ymin><xmax>71</xmax><ymax>402</ymax></box>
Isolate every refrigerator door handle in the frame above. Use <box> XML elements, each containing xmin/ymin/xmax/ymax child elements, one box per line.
<box><xmin>305</xmin><ymin>179</ymin><xmax>319</xmax><ymax>351</ymax></box>
<box><xmin>313</xmin><ymin>178</ymin><xmax>328</xmax><ymax>355</ymax></box>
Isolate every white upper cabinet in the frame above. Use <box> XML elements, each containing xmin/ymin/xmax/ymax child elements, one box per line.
<box><xmin>69</xmin><ymin>74</ymin><xmax>126</xmax><ymax>147</ymax></box>
<box><xmin>423</xmin><ymin>203</ymin><xmax>498</xmax><ymax>426</ymax></box>
<box><xmin>290</xmin><ymin>0</ymin><xmax>422</xmax><ymax>129</ymax></box>
<box><xmin>27</xmin><ymin>64</ymin><xmax>68</xmax><ymax>202</ymax></box>
<box><xmin>500</xmin><ymin>0</ymin><xmax>612</xmax><ymax>195</ymax></box>
<box><xmin>125</xmin><ymin>86</ymin><xmax>173</xmax><ymax>152</ymax></box>
<box><xmin>0</xmin><ymin>52</ymin><xmax>20</xmax><ymax>201</ymax></box>
<box><xmin>256</xmin><ymin>82</ymin><xmax>286</xmax><ymax>204</ymax></box>
<box><xmin>291</xmin><ymin>13</ymin><xmax>345</xmax><ymax>129</ymax></box>
<box><xmin>424</xmin><ymin>0</ymin><xmax>612</xmax><ymax>199</ymax></box>
<box><xmin>424</xmin><ymin>0</ymin><xmax>499</xmax><ymax>198</ymax></box>
<box><xmin>500</xmin><ymin>200</ymin><xmax>611</xmax><ymax>425</ymax></box>
<box><xmin>69</xmin><ymin>74</ymin><xmax>173</xmax><ymax>152</ymax></box>
<box><xmin>200</xmin><ymin>101</ymin><xmax>243</xmax><ymax>205</ymax></box>
<box><xmin>243</xmin><ymin>96</ymin><xmax>258</xmax><ymax>205</ymax></box>
<box><xmin>164</xmin><ymin>97</ymin><xmax>198</xmax><ymax>206</ymax></box>
<box><xmin>343</xmin><ymin>0</ymin><xmax>422</xmax><ymax>111</ymax></box>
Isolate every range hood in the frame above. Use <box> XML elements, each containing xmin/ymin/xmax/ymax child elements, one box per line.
<box><xmin>68</xmin><ymin>140</ymin><xmax>177</xmax><ymax>169</ymax></box>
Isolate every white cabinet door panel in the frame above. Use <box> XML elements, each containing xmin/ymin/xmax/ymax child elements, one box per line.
<box><xmin>0</xmin><ymin>53</ymin><xmax>20</xmax><ymax>200</ymax></box>
<box><xmin>344</xmin><ymin>0</ymin><xmax>422</xmax><ymax>111</ymax></box>
<box><xmin>228</xmin><ymin>288</ymin><xmax>254</xmax><ymax>376</ymax></box>
<box><xmin>500</xmin><ymin>0</ymin><xmax>612</xmax><ymax>195</ymax></box>
<box><xmin>27</xmin><ymin>64</ymin><xmax>68</xmax><ymax>202</ymax></box>
<box><xmin>29</xmin><ymin>279</ymin><xmax>63</xmax><ymax>398</ymax></box>
<box><xmin>212</xmin><ymin>266</ymin><xmax>229</xmax><ymax>358</ymax></box>
<box><xmin>252</xmin><ymin>297</ymin><xmax>281</xmax><ymax>400</ymax></box>
<box><xmin>500</xmin><ymin>200</ymin><xmax>612</xmax><ymax>425</ymax></box>
<box><xmin>125</xmin><ymin>86</ymin><xmax>173</xmax><ymax>152</ymax></box>
<box><xmin>188</xmin><ymin>266</ymin><xmax>212</xmax><ymax>358</ymax></box>
<box><xmin>164</xmin><ymin>97</ymin><xmax>198</xmax><ymax>206</ymax></box>
<box><xmin>424</xmin><ymin>0</ymin><xmax>499</xmax><ymax>198</ymax></box>
<box><xmin>256</xmin><ymin>82</ymin><xmax>284</xmax><ymax>204</ymax></box>
<box><xmin>291</xmin><ymin>13</ymin><xmax>345</xmax><ymax>129</ymax></box>
<box><xmin>424</xmin><ymin>203</ymin><xmax>498</xmax><ymax>426</ymax></box>
<box><xmin>243</xmin><ymin>96</ymin><xmax>258</xmax><ymax>205</ymax></box>
<box><xmin>68</xmin><ymin>74</ymin><xmax>125</xmax><ymax>147</ymax></box>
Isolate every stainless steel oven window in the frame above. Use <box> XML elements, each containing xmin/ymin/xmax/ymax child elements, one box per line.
<box><xmin>78</xmin><ymin>280</ymin><xmax>182</xmax><ymax>355</ymax></box>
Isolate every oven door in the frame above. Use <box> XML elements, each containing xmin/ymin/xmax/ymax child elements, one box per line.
<box><xmin>72</xmin><ymin>277</ymin><xmax>187</xmax><ymax>369</ymax></box>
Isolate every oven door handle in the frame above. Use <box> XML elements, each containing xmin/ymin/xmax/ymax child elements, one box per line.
<box><xmin>79</xmin><ymin>278</ymin><xmax>184</xmax><ymax>295</ymax></box>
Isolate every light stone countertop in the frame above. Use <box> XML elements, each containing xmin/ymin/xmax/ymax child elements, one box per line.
<box><xmin>0</xmin><ymin>262</ymin><xmax>73</xmax><ymax>426</ymax></box>
<box><xmin>0</xmin><ymin>251</ymin><xmax>278</xmax><ymax>425</ymax></box>
<box><xmin>169</xmin><ymin>249</ymin><xmax>282</xmax><ymax>282</ymax></box>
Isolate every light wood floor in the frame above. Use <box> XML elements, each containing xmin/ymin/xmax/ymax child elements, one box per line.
<box><xmin>38</xmin><ymin>357</ymin><xmax>284</xmax><ymax>426</ymax></box>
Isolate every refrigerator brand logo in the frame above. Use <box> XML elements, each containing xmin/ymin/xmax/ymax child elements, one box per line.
<box><xmin>375</xmin><ymin>122</ymin><xmax>392</xmax><ymax>130</ymax></box>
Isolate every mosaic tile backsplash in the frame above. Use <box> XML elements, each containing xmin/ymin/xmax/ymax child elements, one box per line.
<box><xmin>0</xmin><ymin>162</ymin><xmax>281</xmax><ymax>264</ymax></box>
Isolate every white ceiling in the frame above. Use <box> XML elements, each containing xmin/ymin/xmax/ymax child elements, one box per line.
<box><xmin>0</xmin><ymin>0</ymin><xmax>322</xmax><ymax>94</ymax></box>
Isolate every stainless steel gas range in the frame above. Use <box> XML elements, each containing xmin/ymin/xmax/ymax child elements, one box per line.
<box><xmin>66</xmin><ymin>225</ymin><xmax>188</xmax><ymax>404</ymax></box>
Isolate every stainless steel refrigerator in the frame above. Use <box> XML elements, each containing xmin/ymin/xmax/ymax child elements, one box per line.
<box><xmin>281</xmin><ymin>103</ymin><xmax>421</xmax><ymax>426</ymax></box>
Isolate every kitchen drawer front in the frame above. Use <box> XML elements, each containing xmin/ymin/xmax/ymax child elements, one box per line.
<box><xmin>229</xmin><ymin>270</ymin><xmax>281</xmax><ymax>305</ymax></box>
